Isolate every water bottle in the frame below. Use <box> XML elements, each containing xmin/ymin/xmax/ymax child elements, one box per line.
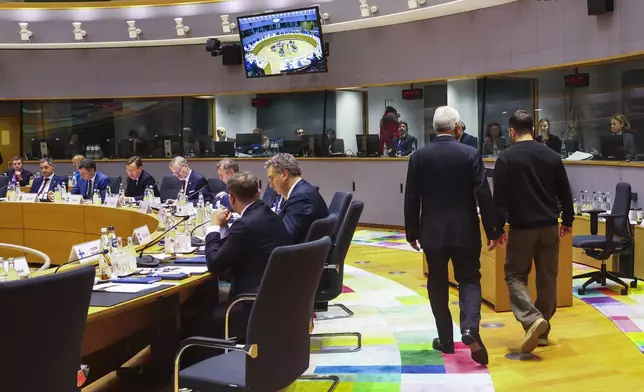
<box><xmin>6</xmin><ymin>259</ymin><xmax>19</xmax><ymax>281</ymax></box>
<box><xmin>99</xmin><ymin>228</ymin><xmax>112</xmax><ymax>280</ymax></box>
<box><xmin>93</xmin><ymin>189</ymin><xmax>101</xmax><ymax>205</ymax></box>
<box><xmin>560</xmin><ymin>139</ymin><xmax>567</xmax><ymax>158</ymax></box>
<box><xmin>382</xmin><ymin>142</ymin><xmax>388</xmax><ymax>158</ymax></box>
<box><xmin>165</xmin><ymin>226</ymin><xmax>176</xmax><ymax>254</ymax></box>
<box><xmin>573</xmin><ymin>198</ymin><xmax>579</xmax><ymax>215</ymax></box>
<box><xmin>0</xmin><ymin>257</ymin><xmax>7</xmax><ymax>282</ymax></box>
<box><xmin>126</xmin><ymin>237</ymin><xmax>137</xmax><ymax>273</ymax></box>
<box><xmin>493</xmin><ymin>142</ymin><xmax>499</xmax><ymax>156</ymax></box>
<box><xmin>54</xmin><ymin>184</ymin><xmax>62</xmax><ymax>203</ymax></box>
<box><xmin>592</xmin><ymin>191</ymin><xmax>597</xmax><ymax>209</ymax></box>
<box><xmin>177</xmin><ymin>190</ymin><xmax>187</xmax><ymax>216</ymax></box>
<box><xmin>198</xmin><ymin>191</ymin><xmax>205</xmax><ymax>208</ymax></box>
<box><xmin>605</xmin><ymin>192</ymin><xmax>611</xmax><ymax>212</ymax></box>
<box><xmin>119</xmin><ymin>182</ymin><xmax>126</xmax><ymax>200</ymax></box>
<box><xmin>112</xmin><ymin>237</ymin><xmax>123</xmax><ymax>276</ymax></box>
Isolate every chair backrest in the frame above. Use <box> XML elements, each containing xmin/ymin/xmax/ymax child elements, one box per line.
<box><xmin>108</xmin><ymin>176</ymin><xmax>122</xmax><ymax>195</ymax></box>
<box><xmin>613</xmin><ymin>182</ymin><xmax>632</xmax><ymax>239</ymax></box>
<box><xmin>0</xmin><ymin>175</ymin><xmax>9</xmax><ymax>198</ymax></box>
<box><xmin>0</xmin><ymin>265</ymin><xmax>95</xmax><ymax>391</ymax></box>
<box><xmin>160</xmin><ymin>176</ymin><xmax>182</xmax><ymax>201</ymax></box>
<box><xmin>328</xmin><ymin>191</ymin><xmax>353</xmax><ymax>238</ymax></box>
<box><xmin>305</xmin><ymin>214</ymin><xmax>338</xmax><ymax>243</ymax></box>
<box><xmin>245</xmin><ymin>237</ymin><xmax>331</xmax><ymax>391</ymax></box>
<box><xmin>208</xmin><ymin>178</ymin><xmax>227</xmax><ymax>196</ymax></box>
<box><xmin>327</xmin><ymin>201</ymin><xmax>364</xmax><ymax>288</ymax></box>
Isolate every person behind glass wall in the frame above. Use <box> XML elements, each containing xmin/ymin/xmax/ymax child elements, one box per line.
<box><xmin>4</xmin><ymin>156</ymin><xmax>33</xmax><ymax>186</ymax></box>
<box><xmin>390</xmin><ymin>121</ymin><xmax>417</xmax><ymax>156</ymax></box>
<box><xmin>67</xmin><ymin>132</ymin><xmax>84</xmax><ymax>158</ymax></box>
<box><xmin>253</xmin><ymin>128</ymin><xmax>271</xmax><ymax>149</ymax></box>
<box><xmin>325</xmin><ymin>129</ymin><xmax>345</xmax><ymax>156</ymax></box>
<box><xmin>535</xmin><ymin>118</ymin><xmax>561</xmax><ymax>154</ymax></box>
<box><xmin>124</xmin><ymin>156</ymin><xmax>159</xmax><ymax>201</ymax></box>
<box><xmin>216</xmin><ymin>127</ymin><xmax>234</xmax><ymax>142</ymax></box>
<box><xmin>127</xmin><ymin>130</ymin><xmax>146</xmax><ymax>155</ymax></box>
<box><xmin>379</xmin><ymin>106</ymin><xmax>400</xmax><ymax>154</ymax></box>
<box><xmin>482</xmin><ymin>123</ymin><xmax>507</xmax><ymax>156</ymax></box>
<box><xmin>456</xmin><ymin>121</ymin><xmax>478</xmax><ymax>148</ymax></box>
<box><xmin>610</xmin><ymin>114</ymin><xmax>636</xmax><ymax>157</ymax></box>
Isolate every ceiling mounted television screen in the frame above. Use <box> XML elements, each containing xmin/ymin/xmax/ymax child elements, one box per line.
<box><xmin>237</xmin><ymin>7</ymin><xmax>328</xmax><ymax>79</ymax></box>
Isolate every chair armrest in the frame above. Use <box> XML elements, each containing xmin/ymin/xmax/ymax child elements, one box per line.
<box><xmin>324</xmin><ymin>264</ymin><xmax>340</xmax><ymax>274</ymax></box>
<box><xmin>174</xmin><ymin>337</ymin><xmax>258</xmax><ymax>392</ymax></box>
<box><xmin>225</xmin><ymin>295</ymin><xmax>257</xmax><ymax>340</ymax></box>
<box><xmin>582</xmin><ymin>209</ymin><xmax>606</xmax><ymax>235</ymax></box>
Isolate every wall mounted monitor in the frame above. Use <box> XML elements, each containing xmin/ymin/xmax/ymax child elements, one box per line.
<box><xmin>237</xmin><ymin>7</ymin><xmax>328</xmax><ymax>79</ymax></box>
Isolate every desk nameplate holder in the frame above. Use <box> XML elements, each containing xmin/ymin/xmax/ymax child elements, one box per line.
<box><xmin>133</xmin><ymin>225</ymin><xmax>151</xmax><ymax>245</ymax></box>
<box><xmin>17</xmin><ymin>194</ymin><xmax>38</xmax><ymax>203</ymax></box>
<box><xmin>69</xmin><ymin>240</ymin><xmax>102</xmax><ymax>264</ymax></box>
<box><xmin>66</xmin><ymin>195</ymin><xmax>83</xmax><ymax>204</ymax></box>
<box><xmin>139</xmin><ymin>201</ymin><xmax>152</xmax><ymax>213</ymax></box>
<box><xmin>104</xmin><ymin>196</ymin><xmax>122</xmax><ymax>208</ymax></box>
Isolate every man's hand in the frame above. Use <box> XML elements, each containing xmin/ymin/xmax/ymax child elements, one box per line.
<box><xmin>211</xmin><ymin>207</ymin><xmax>231</xmax><ymax>227</ymax></box>
<box><xmin>409</xmin><ymin>240</ymin><xmax>420</xmax><ymax>251</ymax></box>
<box><xmin>487</xmin><ymin>239</ymin><xmax>498</xmax><ymax>251</ymax></box>
<box><xmin>559</xmin><ymin>225</ymin><xmax>572</xmax><ymax>238</ymax></box>
<box><xmin>497</xmin><ymin>232</ymin><xmax>508</xmax><ymax>248</ymax></box>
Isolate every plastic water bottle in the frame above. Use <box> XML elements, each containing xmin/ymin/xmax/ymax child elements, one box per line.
<box><xmin>382</xmin><ymin>142</ymin><xmax>388</xmax><ymax>158</ymax></box>
<box><xmin>605</xmin><ymin>192</ymin><xmax>611</xmax><ymax>212</ymax></box>
<box><xmin>99</xmin><ymin>228</ymin><xmax>112</xmax><ymax>280</ymax></box>
<box><xmin>126</xmin><ymin>237</ymin><xmax>137</xmax><ymax>273</ymax></box>
<box><xmin>0</xmin><ymin>258</ymin><xmax>7</xmax><ymax>282</ymax></box>
<box><xmin>493</xmin><ymin>142</ymin><xmax>499</xmax><ymax>156</ymax></box>
<box><xmin>93</xmin><ymin>189</ymin><xmax>101</xmax><ymax>205</ymax></box>
<box><xmin>198</xmin><ymin>191</ymin><xmax>205</xmax><ymax>208</ymax></box>
<box><xmin>6</xmin><ymin>259</ymin><xmax>19</xmax><ymax>281</ymax></box>
<box><xmin>54</xmin><ymin>184</ymin><xmax>62</xmax><ymax>203</ymax></box>
<box><xmin>560</xmin><ymin>140</ymin><xmax>567</xmax><ymax>158</ymax></box>
<box><xmin>177</xmin><ymin>190</ymin><xmax>187</xmax><ymax>216</ymax></box>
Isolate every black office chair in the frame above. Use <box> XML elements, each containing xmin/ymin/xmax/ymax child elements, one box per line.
<box><xmin>573</xmin><ymin>182</ymin><xmax>635</xmax><ymax>295</ymax></box>
<box><xmin>160</xmin><ymin>176</ymin><xmax>182</xmax><ymax>202</ymax></box>
<box><xmin>108</xmin><ymin>176</ymin><xmax>122</xmax><ymax>195</ymax></box>
<box><xmin>305</xmin><ymin>214</ymin><xmax>338</xmax><ymax>243</ymax></box>
<box><xmin>328</xmin><ymin>191</ymin><xmax>353</xmax><ymax>239</ymax></box>
<box><xmin>208</xmin><ymin>178</ymin><xmax>227</xmax><ymax>196</ymax></box>
<box><xmin>0</xmin><ymin>175</ymin><xmax>9</xmax><ymax>198</ymax></box>
<box><xmin>0</xmin><ymin>265</ymin><xmax>95</xmax><ymax>391</ymax></box>
<box><xmin>175</xmin><ymin>237</ymin><xmax>339</xmax><ymax>392</ymax></box>
<box><xmin>312</xmin><ymin>201</ymin><xmax>364</xmax><ymax>353</ymax></box>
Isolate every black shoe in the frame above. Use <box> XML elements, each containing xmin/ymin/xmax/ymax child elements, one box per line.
<box><xmin>432</xmin><ymin>337</ymin><xmax>454</xmax><ymax>354</ymax></box>
<box><xmin>461</xmin><ymin>329</ymin><xmax>488</xmax><ymax>366</ymax></box>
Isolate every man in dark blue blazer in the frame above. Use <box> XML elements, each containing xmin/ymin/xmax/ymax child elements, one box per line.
<box><xmin>265</xmin><ymin>153</ymin><xmax>329</xmax><ymax>243</ymax></box>
<box><xmin>70</xmin><ymin>159</ymin><xmax>111</xmax><ymax>202</ymax></box>
<box><xmin>391</xmin><ymin>121</ymin><xmax>418</xmax><ymax>156</ymax></box>
<box><xmin>405</xmin><ymin>106</ymin><xmax>502</xmax><ymax>366</ymax></box>
<box><xmin>200</xmin><ymin>172</ymin><xmax>292</xmax><ymax>340</ymax></box>
<box><xmin>457</xmin><ymin>121</ymin><xmax>479</xmax><ymax>149</ymax></box>
<box><xmin>168</xmin><ymin>156</ymin><xmax>212</xmax><ymax>203</ymax></box>
<box><xmin>29</xmin><ymin>158</ymin><xmax>67</xmax><ymax>202</ymax></box>
<box><xmin>124</xmin><ymin>156</ymin><xmax>159</xmax><ymax>201</ymax></box>
<box><xmin>261</xmin><ymin>185</ymin><xmax>282</xmax><ymax>212</ymax></box>
<box><xmin>4</xmin><ymin>156</ymin><xmax>33</xmax><ymax>186</ymax></box>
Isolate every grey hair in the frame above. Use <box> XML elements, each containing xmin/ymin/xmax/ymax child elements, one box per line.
<box><xmin>169</xmin><ymin>156</ymin><xmax>188</xmax><ymax>168</ymax></box>
<box><xmin>216</xmin><ymin>158</ymin><xmax>239</xmax><ymax>172</ymax></box>
<box><xmin>433</xmin><ymin>106</ymin><xmax>461</xmax><ymax>133</ymax></box>
<box><xmin>265</xmin><ymin>153</ymin><xmax>302</xmax><ymax>177</ymax></box>
<box><xmin>39</xmin><ymin>157</ymin><xmax>54</xmax><ymax>166</ymax></box>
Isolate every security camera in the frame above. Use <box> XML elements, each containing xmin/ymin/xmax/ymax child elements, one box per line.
<box><xmin>126</xmin><ymin>20</ymin><xmax>142</xmax><ymax>40</ymax></box>
<box><xmin>72</xmin><ymin>22</ymin><xmax>86</xmax><ymax>41</ymax></box>
<box><xmin>174</xmin><ymin>17</ymin><xmax>190</xmax><ymax>37</ymax></box>
<box><xmin>18</xmin><ymin>22</ymin><xmax>32</xmax><ymax>42</ymax></box>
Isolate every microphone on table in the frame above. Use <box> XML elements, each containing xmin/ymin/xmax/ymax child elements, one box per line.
<box><xmin>189</xmin><ymin>219</ymin><xmax>211</xmax><ymax>247</ymax></box>
<box><xmin>54</xmin><ymin>249</ymin><xmax>109</xmax><ymax>273</ymax></box>
<box><xmin>137</xmin><ymin>215</ymin><xmax>190</xmax><ymax>267</ymax></box>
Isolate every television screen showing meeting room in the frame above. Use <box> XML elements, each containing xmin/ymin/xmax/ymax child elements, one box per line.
<box><xmin>237</xmin><ymin>7</ymin><xmax>328</xmax><ymax>79</ymax></box>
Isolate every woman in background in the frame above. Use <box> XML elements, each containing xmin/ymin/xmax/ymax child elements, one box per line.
<box><xmin>610</xmin><ymin>114</ymin><xmax>636</xmax><ymax>156</ymax></box>
<box><xmin>71</xmin><ymin>154</ymin><xmax>84</xmax><ymax>185</ymax></box>
<box><xmin>252</xmin><ymin>128</ymin><xmax>271</xmax><ymax>150</ymax></box>
<box><xmin>536</xmin><ymin>118</ymin><xmax>562</xmax><ymax>153</ymax></box>
<box><xmin>379</xmin><ymin>106</ymin><xmax>400</xmax><ymax>154</ymax></box>
<box><xmin>481</xmin><ymin>122</ymin><xmax>507</xmax><ymax>156</ymax></box>
<box><xmin>67</xmin><ymin>132</ymin><xmax>84</xmax><ymax>158</ymax></box>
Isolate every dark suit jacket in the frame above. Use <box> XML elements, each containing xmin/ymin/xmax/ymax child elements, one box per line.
<box><xmin>404</xmin><ymin>135</ymin><xmax>501</xmax><ymax>250</ymax></box>
<box><xmin>125</xmin><ymin>170</ymin><xmax>159</xmax><ymax>201</ymax></box>
<box><xmin>460</xmin><ymin>133</ymin><xmax>478</xmax><ymax>149</ymax></box>
<box><xmin>261</xmin><ymin>186</ymin><xmax>282</xmax><ymax>211</ymax></box>
<box><xmin>183</xmin><ymin>170</ymin><xmax>212</xmax><ymax>203</ymax></box>
<box><xmin>536</xmin><ymin>134</ymin><xmax>562</xmax><ymax>154</ymax></box>
<box><xmin>4</xmin><ymin>168</ymin><xmax>34</xmax><ymax>186</ymax></box>
<box><xmin>392</xmin><ymin>135</ymin><xmax>417</xmax><ymax>156</ymax></box>
<box><xmin>71</xmin><ymin>171</ymin><xmax>110</xmax><ymax>201</ymax></box>
<box><xmin>279</xmin><ymin>179</ymin><xmax>329</xmax><ymax>244</ymax></box>
<box><xmin>205</xmin><ymin>200</ymin><xmax>292</xmax><ymax>298</ymax></box>
<box><xmin>29</xmin><ymin>175</ymin><xmax>68</xmax><ymax>198</ymax></box>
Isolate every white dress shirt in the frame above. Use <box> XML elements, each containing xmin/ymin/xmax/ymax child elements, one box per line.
<box><xmin>181</xmin><ymin>169</ymin><xmax>192</xmax><ymax>194</ymax></box>
<box><xmin>206</xmin><ymin>200</ymin><xmax>256</xmax><ymax>238</ymax></box>
<box><xmin>286</xmin><ymin>178</ymin><xmax>303</xmax><ymax>200</ymax></box>
<box><xmin>37</xmin><ymin>174</ymin><xmax>55</xmax><ymax>199</ymax></box>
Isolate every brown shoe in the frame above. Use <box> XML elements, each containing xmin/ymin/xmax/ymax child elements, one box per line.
<box><xmin>521</xmin><ymin>319</ymin><xmax>549</xmax><ymax>354</ymax></box>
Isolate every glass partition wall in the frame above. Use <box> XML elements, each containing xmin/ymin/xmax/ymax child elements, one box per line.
<box><xmin>4</xmin><ymin>54</ymin><xmax>644</xmax><ymax>161</ymax></box>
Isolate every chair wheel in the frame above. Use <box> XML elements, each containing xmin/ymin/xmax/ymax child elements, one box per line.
<box><xmin>621</xmin><ymin>288</ymin><xmax>628</xmax><ymax>295</ymax></box>
<box><xmin>630</xmin><ymin>280</ymin><xmax>638</xmax><ymax>288</ymax></box>
<box><xmin>577</xmin><ymin>288</ymin><xmax>585</xmax><ymax>295</ymax></box>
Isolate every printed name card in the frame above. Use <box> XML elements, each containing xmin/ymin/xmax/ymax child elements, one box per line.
<box><xmin>104</xmin><ymin>196</ymin><xmax>121</xmax><ymax>208</ymax></box>
<box><xmin>133</xmin><ymin>225</ymin><xmax>152</xmax><ymax>245</ymax></box>
<box><xmin>17</xmin><ymin>194</ymin><xmax>38</xmax><ymax>203</ymax></box>
<box><xmin>66</xmin><ymin>195</ymin><xmax>83</xmax><ymax>204</ymax></box>
<box><xmin>3</xmin><ymin>257</ymin><xmax>30</xmax><ymax>276</ymax></box>
<box><xmin>139</xmin><ymin>201</ymin><xmax>152</xmax><ymax>213</ymax></box>
<box><xmin>69</xmin><ymin>240</ymin><xmax>102</xmax><ymax>264</ymax></box>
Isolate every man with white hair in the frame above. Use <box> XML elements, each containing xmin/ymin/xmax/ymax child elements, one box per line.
<box><xmin>404</xmin><ymin>106</ymin><xmax>502</xmax><ymax>366</ymax></box>
<box><xmin>169</xmin><ymin>156</ymin><xmax>211</xmax><ymax>203</ymax></box>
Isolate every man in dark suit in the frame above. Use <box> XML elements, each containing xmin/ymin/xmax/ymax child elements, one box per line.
<box><xmin>70</xmin><ymin>159</ymin><xmax>111</xmax><ymax>202</ymax></box>
<box><xmin>262</xmin><ymin>184</ymin><xmax>281</xmax><ymax>212</ymax></box>
<box><xmin>29</xmin><ymin>158</ymin><xmax>67</xmax><ymax>202</ymax></box>
<box><xmin>391</xmin><ymin>121</ymin><xmax>418</xmax><ymax>156</ymax></box>
<box><xmin>203</xmin><ymin>172</ymin><xmax>292</xmax><ymax>340</ymax></box>
<box><xmin>404</xmin><ymin>106</ymin><xmax>502</xmax><ymax>366</ymax></box>
<box><xmin>4</xmin><ymin>156</ymin><xmax>33</xmax><ymax>186</ymax></box>
<box><xmin>168</xmin><ymin>156</ymin><xmax>212</xmax><ymax>203</ymax></box>
<box><xmin>457</xmin><ymin>121</ymin><xmax>478</xmax><ymax>149</ymax></box>
<box><xmin>124</xmin><ymin>156</ymin><xmax>159</xmax><ymax>201</ymax></box>
<box><xmin>265</xmin><ymin>153</ymin><xmax>329</xmax><ymax>243</ymax></box>
<box><xmin>213</xmin><ymin>158</ymin><xmax>239</xmax><ymax>210</ymax></box>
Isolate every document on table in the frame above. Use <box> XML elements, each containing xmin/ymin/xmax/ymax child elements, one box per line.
<box><xmin>94</xmin><ymin>283</ymin><xmax>163</xmax><ymax>293</ymax></box>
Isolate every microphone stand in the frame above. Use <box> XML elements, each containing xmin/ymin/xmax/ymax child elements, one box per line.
<box><xmin>190</xmin><ymin>219</ymin><xmax>211</xmax><ymax>247</ymax></box>
<box><xmin>137</xmin><ymin>215</ymin><xmax>190</xmax><ymax>267</ymax></box>
<box><xmin>54</xmin><ymin>249</ymin><xmax>109</xmax><ymax>273</ymax></box>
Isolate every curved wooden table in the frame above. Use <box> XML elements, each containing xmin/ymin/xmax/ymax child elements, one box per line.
<box><xmin>0</xmin><ymin>202</ymin><xmax>159</xmax><ymax>264</ymax></box>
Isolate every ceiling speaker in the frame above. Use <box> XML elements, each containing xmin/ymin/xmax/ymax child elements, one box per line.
<box><xmin>587</xmin><ymin>0</ymin><xmax>614</xmax><ymax>15</ymax></box>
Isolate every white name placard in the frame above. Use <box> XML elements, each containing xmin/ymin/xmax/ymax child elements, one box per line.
<box><xmin>4</xmin><ymin>257</ymin><xmax>30</xmax><ymax>276</ymax></box>
<box><xmin>139</xmin><ymin>201</ymin><xmax>152</xmax><ymax>213</ymax></box>
<box><xmin>104</xmin><ymin>195</ymin><xmax>121</xmax><ymax>208</ymax></box>
<box><xmin>66</xmin><ymin>195</ymin><xmax>83</xmax><ymax>204</ymax></box>
<box><xmin>69</xmin><ymin>240</ymin><xmax>102</xmax><ymax>264</ymax></box>
<box><xmin>133</xmin><ymin>225</ymin><xmax>152</xmax><ymax>245</ymax></box>
<box><xmin>18</xmin><ymin>194</ymin><xmax>38</xmax><ymax>203</ymax></box>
